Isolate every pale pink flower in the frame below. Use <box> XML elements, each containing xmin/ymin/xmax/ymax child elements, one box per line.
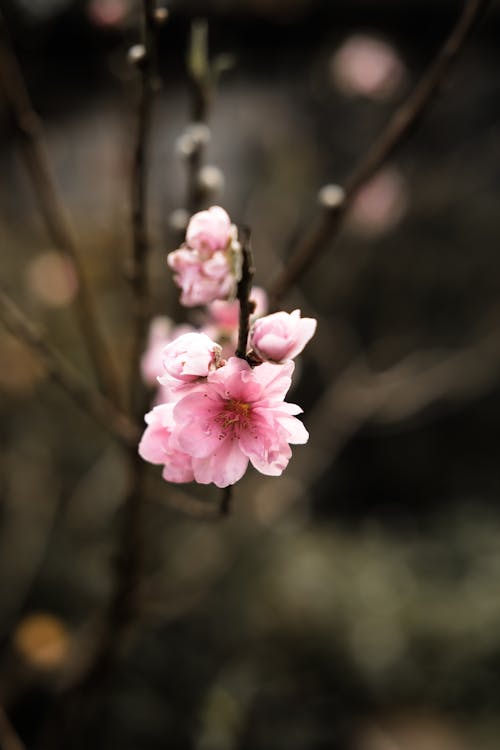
<box><xmin>139</xmin><ymin>404</ymin><xmax>194</xmax><ymax>483</ymax></box>
<box><xmin>167</xmin><ymin>248</ymin><xmax>235</xmax><ymax>307</ymax></box>
<box><xmin>159</xmin><ymin>332</ymin><xmax>222</xmax><ymax>384</ymax></box>
<box><xmin>141</xmin><ymin>318</ymin><xmax>194</xmax><ymax>404</ymax></box>
<box><xmin>186</xmin><ymin>206</ymin><xmax>232</xmax><ymax>255</ymax></box>
<box><xmin>249</xmin><ymin>309</ymin><xmax>317</xmax><ymax>363</ymax></box>
<box><xmin>173</xmin><ymin>357</ymin><xmax>308</xmax><ymax>488</ymax></box>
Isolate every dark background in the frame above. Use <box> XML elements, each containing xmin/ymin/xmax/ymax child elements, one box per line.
<box><xmin>1</xmin><ymin>1</ymin><xmax>500</xmax><ymax>748</ymax></box>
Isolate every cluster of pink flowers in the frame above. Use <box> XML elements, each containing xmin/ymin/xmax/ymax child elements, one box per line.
<box><xmin>139</xmin><ymin>206</ymin><xmax>317</xmax><ymax>489</ymax></box>
<box><xmin>167</xmin><ymin>206</ymin><xmax>242</xmax><ymax>307</ymax></box>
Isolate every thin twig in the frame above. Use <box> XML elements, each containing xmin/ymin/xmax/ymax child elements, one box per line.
<box><xmin>269</xmin><ymin>0</ymin><xmax>491</xmax><ymax>306</ymax></box>
<box><xmin>186</xmin><ymin>19</ymin><xmax>212</xmax><ymax>214</ymax></box>
<box><xmin>0</xmin><ymin>286</ymin><xmax>138</xmax><ymax>446</ymax></box>
<box><xmin>0</xmin><ymin>707</ymin><xmax>25</xmax><ymax>750</ymax></box>
<box><xmin>235</xmin><ymin>228</ymin><xmax>255</xmax><ymax>360</ymax></box>
<box><xmin>220</xmin><ymin>485</ymin><xmax>233</xmax><ymax>517</ymax></box>
<box><xmin>218</xmin><ymin>228</ymin><xmax>254</xmax><ymax>515</ymax></box>
<box><xmin>67</xmin><ymin>0</ymin><xmax>160</xmax><ymax>696</ymax></box>
<box><xmin>0</xmin><ymin>14</ymin><xmax>123</xmax><ymax>405</ymax></box>
<box><xmin>128</xmin><ymin>0</ymin><xmax>158</xmax><ymax>418</ymax></box>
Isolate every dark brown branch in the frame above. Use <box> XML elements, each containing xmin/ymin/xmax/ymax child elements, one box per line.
<box><xmin>66</xmin><ymin>0</ymin><xmax>161</xmax><ymax>700</ymax></box>
<box><xmin>186</xmin><ymin>20</ymin><xmax>212</xmax><ymax>215</ymax></box>
<box><xmin>0</xmin><ymin>15</ymin><xmax>123</xmax><ymax>405</ymax></box>
<box><xmin>269</xmin><ymin>0</ymin><xmax>491</xmax><ymax>306</ymax></box>
<box><xmin>235</xmin><ymin>228</ymin><xmax>255</xmax><ymax>360</ymax></box>
<box><xmin>0</xmin><ymin>286</ymin><xmax>138</xmax><ymax>446</ymax></box>
<box><xmin>219</xmin><ymin>485</ymin><xmax>233</xmax><ymax>517</ymax></box>
<box><xmin>128</xmin><ymin>0</ymin><xmax>158</xmax><ymax>417</ymax></box>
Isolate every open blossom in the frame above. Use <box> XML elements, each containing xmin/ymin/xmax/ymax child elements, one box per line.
<box><xmin>159</xmin><ymin>332</ymin><xmax>222</xmax><ymax>384</ymax></box>
<box><xmin>172</xmin><ymin>357</ymin><xmax>308</xmax><ymax>488</ymax></box>
<box><xmin>167</xmin><ymin>206</ymin><xmax>241</xmax><ymax>307</ymax></box>
<box><xmin>139</xmin><ymin>403</ymin><xmax>194</xmax><ymax>483</ymax></box>
<box><xmin>250</xmin><ymin>309</ymin><xmax>317</xmax><ymax>363</ymax></box>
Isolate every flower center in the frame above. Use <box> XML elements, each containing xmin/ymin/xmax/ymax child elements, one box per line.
<box><xmin>216</xmin><ymin>399</ymin><xmax>252</xmax><ymax>433</ymax></box>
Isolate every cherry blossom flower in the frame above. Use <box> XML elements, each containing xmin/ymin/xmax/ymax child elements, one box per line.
<box><xmin>141</xmin><ymin>317</ymin><xmax>194</xmax><ymax>404</ymax></box>
<box><xmin>167</xmin><ymin>206</ymin><xmax>242</xmax><ymax>307</ymax></box>
<box><xmin>159</xmin><ymin>332</ymin><xmax>222</xmax><ymax>384</ymax></box>
<box><xmin>139</xmin><ymin>403</ymin><xmax>194</xmax><ymax>483</ymax></box>
<box><xmin>172</xmin><ymin>357</ymin><xmax>308</xmax><ymax>488</ymax></box>
<box><xmin>249</xmin><ymin>309</ymin><xmax>316</xmax><ymax>363</ymax></box>
<box><xmin>167</xmin><ymin>248</ymin><xmax>236</xmax><ymax>307</ymax></box>
<box><xmin>185</xmin><ymin>205</ymin><xmax>232</xmax><ymax>254</ymax></box>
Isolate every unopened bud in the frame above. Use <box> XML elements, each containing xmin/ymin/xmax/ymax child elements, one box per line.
<box><xmin>318</xmin><ymin>183</ymin><xmax>345</xmax><ymax>209</ymax></box>
<box><xmin>198</xmin><ymin>165</ymin><xmax>225</xmax><ymax>195</ymax></box>
<box><xmin>128</xmin><ymin>44</ymin><xmax>146</xmax><ymax>66</ymax></box>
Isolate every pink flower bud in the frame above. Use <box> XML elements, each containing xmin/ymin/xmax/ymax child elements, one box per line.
<box><xmin>186</xmin><ymin>206</ymin><xmax>232</xmax><ymax>254</ymax></box>
<box><xmin>249</xmin><ymin>309</ymin><xmax>317</xmax><ymax>363</ymax></box>
<box><xmin>160</xmin><ymin>332</ymin><xmax>222</xmax><ymax>383</ymax></box>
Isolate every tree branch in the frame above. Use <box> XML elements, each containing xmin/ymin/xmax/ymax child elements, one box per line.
<box><xmin>235</xmin><ymin>228</ymin><xmax>255</xmax><ymax>360</ymax></box>
<box><xmin>0</xmin><ymin>14</ymin><xmax>123</xmax><ymax>405</ymax></box>
<box><xmin>0</xmin><ymin>286</ymin><xmax>138</xmax><ymax>446</ymax></box>
<box><xmin>269</xmin><ymin>0</ymin><xmax>491</xmax><ymax>306</ymax></box>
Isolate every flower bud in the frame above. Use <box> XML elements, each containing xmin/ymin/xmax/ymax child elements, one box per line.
<box><xmin>249</xmin><ymin>309</ymin><xmax>317</xmax><ymax>363</ymax></box>
<box><xmin>160</xmin><ymin>332</ymin><xmax>222</xmax><ymax>382</ymax></box>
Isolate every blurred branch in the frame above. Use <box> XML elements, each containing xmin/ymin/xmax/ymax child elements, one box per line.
<box><xmin>0</xmin><ymin>15</ymin><xmax>123</xmax><ymax>405</ymax></box>
<box><xmin>66</xmin><ymin>0</ymin><xmax>162</xmax><ymax>699</ymax></box>
<box><xmin>0</xmin><ymin>706</ymin><xmax>25</xmax><ymax>750</ymax></box>
<box><xmin>177</xmin><ymin>19</ymin><xmax>233</xmax><ymax>221</ymax></box>
<box><xmin>128</xmin><ymin>0</ymin><xmax>159</xmax><ymax>417</ymax></box>
<box><xmin>269</xmin><ymin>0</ymin><xmax>492</xmax><ymax>306</ymax></box>
<box><xmin>0</xmin><ymin>286</ymin><xmax>138</xmax><ymax>446</ymax></box>
<box><xmin>299</xmin><ymin>323</ymin><xmax>500</xmax><ymax>486</ymax></box>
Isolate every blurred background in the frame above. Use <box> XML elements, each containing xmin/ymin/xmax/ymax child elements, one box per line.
<box><xmin>1</xmin><ymin>0</ymin><xmax>500</xmax><ymax>748</ymax></box>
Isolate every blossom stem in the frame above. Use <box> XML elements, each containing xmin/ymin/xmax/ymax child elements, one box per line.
<box><xmin>220</xmin><ymin>485</ymin><xmax>233</xmax><ymax>516</ymax></box>
<box><xmin>235</xmin><ymin>228</ymin><xmax>255</xmax><ymax>361</ymax></box>
<box><xmin>0</xmin><ymin>13</ymin><xmax>123</xmax><ymax>406</ymax></box>
<box><xmin>268</xmin><ymin>0</ymin><xmax>491</xmax><ymax>306</ymax></box>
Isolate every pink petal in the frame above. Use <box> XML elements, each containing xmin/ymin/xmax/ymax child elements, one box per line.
<box><xmin>192</xmin><ymin>438</ymin><xmax>249</xmax><ymax>487</ymax></box>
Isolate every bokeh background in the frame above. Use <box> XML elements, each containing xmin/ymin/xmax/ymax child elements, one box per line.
<box><xmin>1</xmin><ymin>0</ymin><xmax>500</xmax><ymax>748</ymax></box>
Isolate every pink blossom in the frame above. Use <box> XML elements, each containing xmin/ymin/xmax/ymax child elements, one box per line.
<box><xmin>249</xmin><ymin>309</ymin><xmax>316</xmax><ymax>363</ymax></box>
<box><xmin>167</xmin><ymin>247</ymin><xmax>236</xmax><ymax>307</ymax></box>
<box><xmin>139</xmin><ymin>404</ymin><xmax>194</xmax><ymax>483</ymax></box>
<box><xmin>172</xmin><ymin>357</ymin><xmax>308</xmax><ymax>488</ymax></box>
<box><xmin>141</xmin><ymin>317</ymin><xmax>194</xmax><ymax>385</ymax></box>
<box><xmin>160</xmin><ymin>332</ymin><xmax>222</xmax><ymax>383</ymax></box>
<box><xmin>186</xmin><ymin>206</ymin><xmax>232</xmax><ymax>255</ymax></box>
